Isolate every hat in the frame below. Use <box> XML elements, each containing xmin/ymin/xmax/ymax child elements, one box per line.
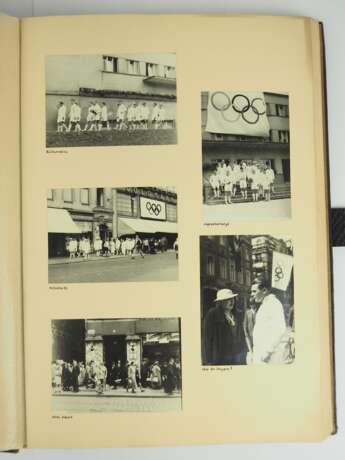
<box><xmin>214</xmin><ymin>288</ymin><xmax>238</xmax><ymax>302</ymax></box>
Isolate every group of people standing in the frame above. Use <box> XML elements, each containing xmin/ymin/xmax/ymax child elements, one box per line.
<box><xmin>207</xmin><ymin>160</ymin><xmax>275</xmax><ymax>204</ymax></box>
<box><xmin>52</xmin><ymin>357</ymin><xmax>181</xmax><ymax>396</ymax></box>
<box><xmin>203</xmin><ymin>277</ymin><xmax>294</xmax><ymax>366</ymax></box>
<box><xmin>65</xmin><ymin>235</ymin><xmax>171</xmax><ymax>260</ymax></box>
<box><xmin>56</xmin><ymin>99</ymin><xmax>169</xmax><ymax>133</ymax></box>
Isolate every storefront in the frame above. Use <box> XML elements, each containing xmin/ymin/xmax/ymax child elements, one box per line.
<box><xmin>48</xmin><ymin>208</ymin><xmax>81</xmax><ymax>257</ymax></box>
<box><xmin>84</xmin><ymin>318</ymin><xmax>181</xmax><ymax>371</ymax></box>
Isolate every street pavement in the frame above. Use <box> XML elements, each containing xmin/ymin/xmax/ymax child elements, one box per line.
<box><xmin>204</xmin><ymin>198</ymin><xmax>291</xmax><ymax>222</ymax></box>
<box><xmin>52</xmin><ymin>393</ymin><xmax>182</xmax><ymax>413</ymax></box>
<box><xmin>48</xmin><ymin>251</ymin><xmax>178</xmax><ymax>284</ymax></box>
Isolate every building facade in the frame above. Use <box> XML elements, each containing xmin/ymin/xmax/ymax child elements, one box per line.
<box><xmin>200</xmin><ymin>235</ymin><xmax>253</xmax><ymax>320</ymax></box>
<box><xmin>46</xmin><ymin>53</ymin><xmax>177</xmax><ymax>130</ymax></box>
<box><xmin>52</xmin><ymin>318</ymin><xmax>181</xmax><ymax>372</ymax></box>
<box><xmin>202</xmin><ymin>92</ymin><xmax>290</xmax><ymax>186</ymax></box>
<box><xmin>47</xmin><ymin>187</ymin><xmax>178</xmax><ymax>257</ymax></box>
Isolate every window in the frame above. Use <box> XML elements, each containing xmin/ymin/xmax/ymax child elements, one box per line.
<box><xmin>96</xmin><ymin>188</ymin><xmax>104</xmax><ymax>207</ymax></box>
<box><xmin>206</xmin><ymin>255</ymin><xmax>215</xmax><ymax>276</ymax></box>
<box><xmin>219</xmin><ymin>236</ymin><xmax>227</xmax><ymax>246</ymax></box>
<box><xmin>116</xmin><ymin>192</ymin><xmax>138</xmax><ymax>217</ymax></box>
<box><xmin>245</xmin><ymin>269</ymin><xmax>251</xmax><ymax>287</ymax></box>
<box><xmin>47</xmin><ymin>189</ymin><xmax>53</xmax><ymax>200</ymax></box>
<box><xmin>127</xmin><ymin>59</ymin><xmax>139</xmax><ymax>75</ymax></box>
<box><xmin>103</xmin><ymin>56</ymin><xmax>118</xmax><ymax>73</ymax></box>
<box><xmin>229</xmin><ymin>260</ymin><xmax>236</xmax><ymax>282</ymax></box>
<box><xmin>279</xmin><ymin>130</ymin><xmax>289</xmax><ymax>143</ymax></box>
<box><xmin>166</xmin><ymin>203</ymin><xmax>177</xmax><ymax>222</ymax></box>
<box><xmin>266</xmin><ymin>102</ymin><xmax>274</xmax><ymax>116</ymax></box>
<box><xmin>63</xmin><ymin>189</ymin><xmax>73</xmax><ymax>203</ymax></box>
<box><xmin>270</xmin><ymin>130</ymin><xmax>280</xmax><ymax>142</ymax></box>
<box><xmin>276</xmin><ymin>104</ymin><xmax>289</xmax><ymax>117</ymax></box>
<box><xmin>238</xmin><ymin>269</ymin><xmax>244</xmax><ymax>284</ymax></box>
<box><xmin>219</xmin><ymin>258</ymin><xmax>227</xmax><ymax>280</ymax></box>
<box><xmin>80</xmin><ymin>188</ymin><xmax>90</xmax><ymax>205</ymax></box>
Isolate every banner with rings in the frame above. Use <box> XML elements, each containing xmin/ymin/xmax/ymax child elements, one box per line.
<box><xmin>205</xmin><ymin>91</ymin><xmax>270</xmax><ymax>137</ymax></box>
<box><xmin>140</xmin><ymin>196</ymin><xmax>167</xmax><ymax>221</ymax></box>
<box><xmin>271</xmin><ymin>251</ymin><xmax>293</xmax><ymax>291</ymax></box>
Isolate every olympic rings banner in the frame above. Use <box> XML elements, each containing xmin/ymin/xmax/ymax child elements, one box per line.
<box><xmin>205</xmin><ymin>91</ymin><xmax>270</xmax><ymax>137</ymax></box>
<box><xmin>271</xmin><ymin>251</ymin><xmax>293</xmax><ymax>291</ymax></box>
<box><xmin>140</xmin><ymin>197</ymin><xmax>167</xmax><ymax>221</ymax></box>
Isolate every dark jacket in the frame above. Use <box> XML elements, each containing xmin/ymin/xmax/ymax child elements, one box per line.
<box><xmin>203</xmin><ymin>304</ymin><xmax>245</xmax><ymax>365</ymax></box>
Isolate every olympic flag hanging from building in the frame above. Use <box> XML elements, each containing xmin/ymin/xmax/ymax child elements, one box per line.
<box><xmin>271</xmin><ymin>251</ymin><xmax>293</xmax><ymax>291</ymax></box>
<box><xmin>205</xmin><ymin>91</ymin><xmax>270</xmax><ymax>137</ymax></box>
<box><xmin>140</xmin><ymin>197</ymin><xmax>167</xmax><ymax>221</ymax></box>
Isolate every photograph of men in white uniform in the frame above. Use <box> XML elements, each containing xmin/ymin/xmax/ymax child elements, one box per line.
<box><xmin>100</xmin><ymin>102</ymin><xmax>110</xmax><ymax>130</ymax></box>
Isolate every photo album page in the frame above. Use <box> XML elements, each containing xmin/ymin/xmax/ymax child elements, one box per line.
<box><xmin>17</xmin><ymin>14</ymin><xmax>334</xmax><ymax>447</ymax></box>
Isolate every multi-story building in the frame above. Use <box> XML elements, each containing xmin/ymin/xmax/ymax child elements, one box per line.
<box><xmin>46</xmin><ymin>53</ymin><xmax>176</xmax><ymax>130</ymax></box>
<box><xmin>202</xmin><ymin>92</ymin><xmax>290</xmax><ymax>189</ymax></box>
<box><xmin>52</xmin><ymin>318</ymin><xmax>181</xmax><ymax>372</ymax></box>
<box><xmin>48</xmin><ymin>187</ymin><xmax>178</xmax><ymax>257</ymax></box>
<box><xmin>200</xmin><ymin>235</ymin><xmax>252</xmax><ymax>320</ymax></box>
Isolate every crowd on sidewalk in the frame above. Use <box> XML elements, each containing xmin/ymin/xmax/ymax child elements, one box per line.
<box><xmin>51</xmin><ymin>357</ymin><xmax>182</xmax><ymax>396</ymax></box>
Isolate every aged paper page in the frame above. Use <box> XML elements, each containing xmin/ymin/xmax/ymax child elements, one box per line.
<box><xmin>0</xmin><ymin>14</ymin><xmax>25</xmax><ymax>450</ymax></box>
<box><xmin>21</xmin><ymin>14</ymin><xmax>333</xmax><ymax>447</ymax></box>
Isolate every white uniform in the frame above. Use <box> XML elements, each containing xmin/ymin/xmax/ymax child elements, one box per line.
<box><xmin>93</xmin><ymin>104</ymin><xmax>101</xmax><ymax>121</ymax></box>
<box><xmin>57</xmin><ymin>105</ymin><xmax>66</xmax><ymax>123</ymax></box>
<box><xmin>134</xmin><ymin>104</ymin><xmax>142</xmax><ymax>121</ymax></box>
<box><xmin>87</xmin><ymin>105</ymin><xmax>95</xmax><ymax>122</ymax></box>
<box><xmin>141</xmin><ymin>104</ymin><xmax>149</xmax><ymax>121</ymax></box>
<box><xmin>151</xmin><ymin>105</ymin><xmax>159</xmax><ymax>121</ymax></box>
<box><xmin>69</xmin><ymin>103</ymin><xmax>79</xmax><ymax>122</ymax></box>
<box><xmin>101</xmin><ymin>105</ymin><xmax>108</xmax><ymax>122</ymax></box>
<box><xmin>117</xmin><ymin>104</ymin><xmax>126</xmax><ymax>121</ymax></box>
<box><xmin>209</xmin><ymin>174</ymin><xmax>219</xmax><ymax>189</ymax></box>
<box><xmin>158</xmin><ymin>106</ymin><xmax>165</xmax><ymax>122</ymax></box>
<box><xmin>127</xmin><ymin>105</ymin><xmax>135</xmax><ymax>122</ymax></box>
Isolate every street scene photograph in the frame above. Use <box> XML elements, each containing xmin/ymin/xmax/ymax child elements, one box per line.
<box><xmin>200</xmin><ymin>235</ymin><xmax>294</xmax><ymax>366</ymax></box>
<box><xmin>46</xmin><ymin>53</ymin><xmax>177</xmax><ymax>148</ymax></box>
<box><xmin>201</xmin><ymin>91</ymin><xmax>291</xmax><ymax>221</ymax></box>
<box><xmin>51</xmin><ymin>317</ymin><xmax>182</xmax><ymax>413</ymax></box>
<box><xmin>47</xmin><ymin>186</ymin><xmax>178</xmax><ymax>284</ymax></box>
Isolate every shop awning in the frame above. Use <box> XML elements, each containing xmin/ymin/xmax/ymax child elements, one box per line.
<box><xmin>118</xmin><ymin>217</ymin><xmax>177</xmax><ymax>236</ymax></box>
<box><xmin>48</xmin><ymin>208</ymin><xmax>81</xmax><ymax>234</ymax></box>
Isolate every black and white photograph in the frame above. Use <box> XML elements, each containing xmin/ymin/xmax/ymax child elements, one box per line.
<box><xmin>201</xmin><ymin>92</ymin><xmax>291</xmax><ymax>221</ymax></box>
<box><xmin>200</xmin><ymin>235</ymin><xmax>294</xmax><ymax>366</ymax></box>
<box><xmin>48</xmin><ymin>187</ymin><xmax>178</xmax><ymax>283</ymax></box>
<box><xmin>51</xmin><ymin>317</ymin><xmax>182</xmax><ymax>413</ymax></box>
<box><xmin>46</xmin><ymin>53</ymin><xmax>177</xmax><ymax>148</ymax></box>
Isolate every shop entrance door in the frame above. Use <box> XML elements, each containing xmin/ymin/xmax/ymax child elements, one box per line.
<box><xmin>103</xmin><ymin>335</ymin><xmax>126</xmax><ymax>371</ymax></box>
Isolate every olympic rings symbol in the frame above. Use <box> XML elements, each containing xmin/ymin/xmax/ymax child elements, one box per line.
<box><xmin>274</xmin><ymin>264</ymin><xmax>284</xmax><ymax>282</ymax></box>
<box><xmin>210</xmin><ymin>92</ymin><xmax>266</xmax><ymax>125</ymax></box>
<box><xmin>146</xmin><ymin>201</ymin><xmax>162</xmax><ymax>216</ymax></box>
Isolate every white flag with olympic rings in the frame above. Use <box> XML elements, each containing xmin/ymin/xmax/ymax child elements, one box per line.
<box><xmin>205</xmin><ymin>91</ymin><xmax>270</xmax><ymax>137</ymax></box>
<box><xmin>271</xmin><ymin>251</ymin><xmax>293</xmax><ymax>291</ymax></box>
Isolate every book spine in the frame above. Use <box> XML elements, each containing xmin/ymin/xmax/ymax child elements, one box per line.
<box><xmin>0</xmin><ymin>14</ymin><xmax>25</xmax><ymax>451</ymax></box>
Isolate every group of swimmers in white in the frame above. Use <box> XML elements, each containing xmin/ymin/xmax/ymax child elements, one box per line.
<box><xmin>208</xmin><ymin>160</ymin><xmax>276</xmax><ymax>204</ymax></box>
<box><xmin>56</xmin><ymin>99</ymin><xmax>168</xmax><ymax>133</ymax></box>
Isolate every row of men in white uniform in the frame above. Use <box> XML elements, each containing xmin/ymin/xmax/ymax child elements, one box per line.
<box><xmin>56</xmin><ymin>99</ymin><xmax>167</xmax><ymax>132</ymax></box>
<box><xmin>66</xmin><ymin>237</ymin><xmax>138</xmax><ymax>259</ymax></box>
<box><xmin>208</xmin><ymin>161</ymin><xmax>275</xmax><ymax>201</ymax></box>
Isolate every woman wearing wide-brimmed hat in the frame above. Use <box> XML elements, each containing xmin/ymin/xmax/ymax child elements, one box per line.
<box><xmin>203</xmin><ymin>288</ymin><xmax>246</xmax><ymax>365</ymax></box>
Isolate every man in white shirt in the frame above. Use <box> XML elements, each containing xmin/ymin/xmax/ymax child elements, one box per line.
<box><xmin>141</xmin><ymin>102</ymin><xmax>149</xmax><ymax>129</ymax></box>
<box><xmin>100</xmin><ymin>102</ymin><xmax>110</xmax><ymax>130</ymax></box>
<box><xmin>158</xmin><ymin>103</ymin><xmax>166</xmax><ymax>128</ymax></box>
<box><xmin>250</xmin><ymin>277</ymin><xmax>286</xmax><ymax>364</ymax></box>
<box><xmin>93</xmin><ymin>101</ymin><xmax>102</xmax><ymax>131</ymax></box>
<box><xmin>116</xmin><ymin>101</ymin><xmax>127</xmax><ymax>130</ymax></box>
<box><xmin>151</xmin><ymin>102</ymin><xmax>160</xmax><ymax>129</ymax></box>
<box><xmin>67</xmin><ymin>99</ymin><xmax>79</xmax><ymax>132</ymax></box>
<box><xmin>127</xmin><ymin>103</ymin><xmax>136</xmax><ymax>130</ymax></box>
<box><xmin>56</xmin><ymin>101</ymin><xmax>67</xmax><ymax>132</ymax></box>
